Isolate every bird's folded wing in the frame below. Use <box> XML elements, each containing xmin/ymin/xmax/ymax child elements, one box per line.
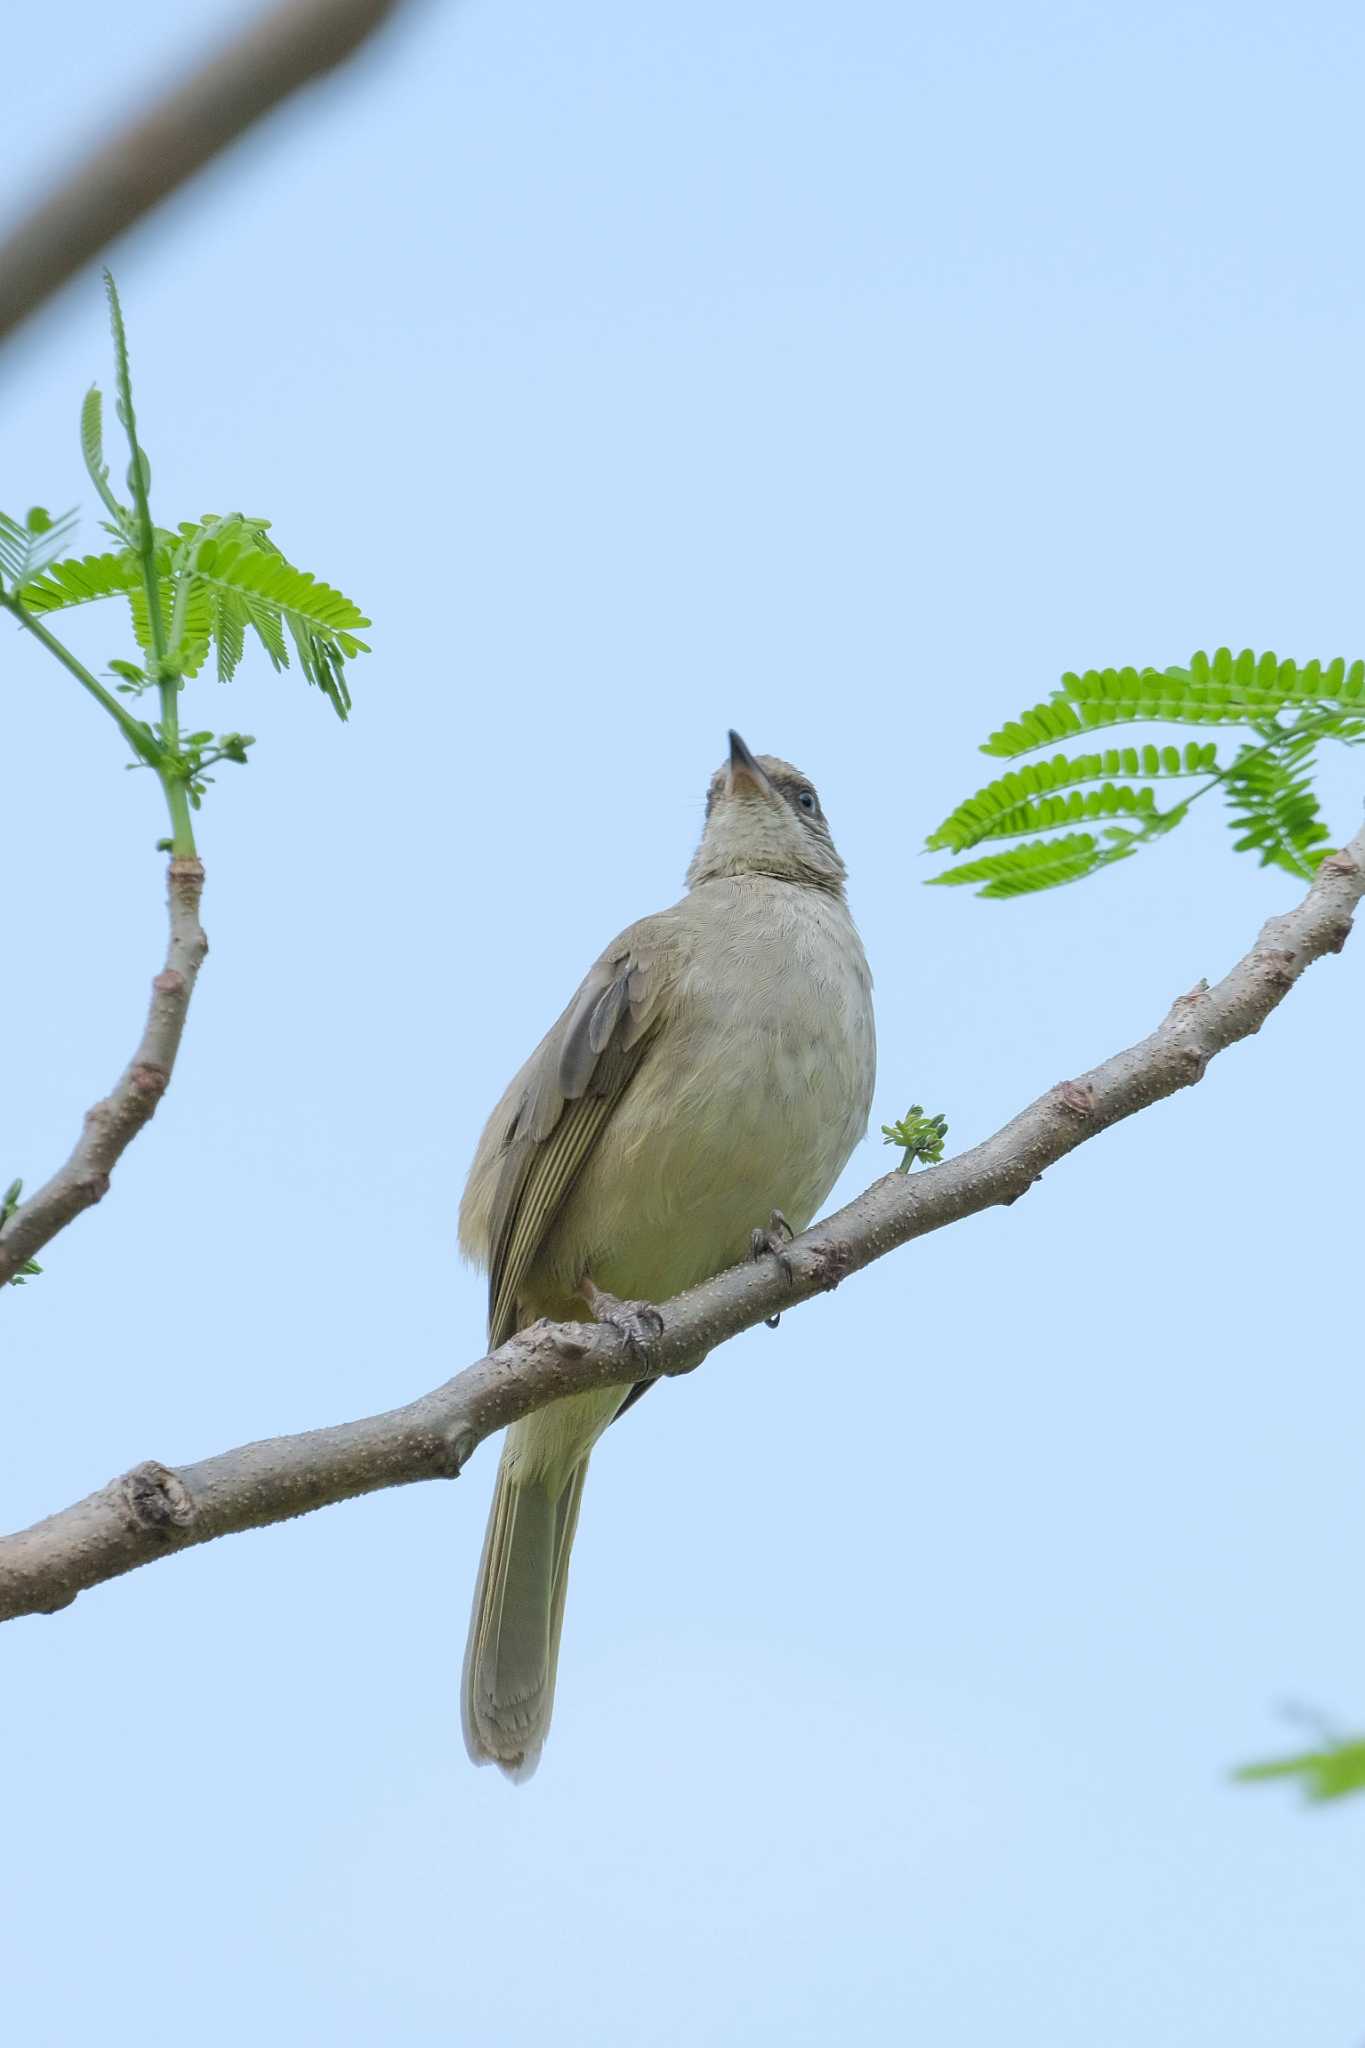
<box><xmin>485</xmin><ymin>930</ymin><xmax>670</xmax><ymax>1347</ymax></box>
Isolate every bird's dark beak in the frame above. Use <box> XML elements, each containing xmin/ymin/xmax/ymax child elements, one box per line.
<box><xmin>727</xmin><ymin>729</ymin><xmax>770</xmax><ymax>797</ymax></box>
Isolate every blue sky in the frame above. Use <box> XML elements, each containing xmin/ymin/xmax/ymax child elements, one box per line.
<box><xmin>3</xmin><ymin>2</ymin><xmax>1364</xmax><ymax>2041</ymax></box>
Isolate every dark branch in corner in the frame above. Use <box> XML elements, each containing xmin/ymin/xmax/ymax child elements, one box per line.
<box><xmin>1</xmin><ymin>826</ymin><xmax>1360</xmax><ymax>1624</ymax></box>
<box><xmin>0</xmin><ymin>859</ymin><xmax>207</xmax><ymax>1285</ymax></box>
<box><xmin>0</xmin><ymin>0</ymin><xmax>413</xmax><ymax>345</ymax></box>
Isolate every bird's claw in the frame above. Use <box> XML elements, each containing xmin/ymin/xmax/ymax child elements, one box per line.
<box><xmin>750</xmin><ymin>1209</ymin><xmax>795</xmax><ymax>1327</ymax></box>
<box><xmin>579</xmin><ymin>1277</ymin><xmax>664</xmax><ymax>1359</ymax></box>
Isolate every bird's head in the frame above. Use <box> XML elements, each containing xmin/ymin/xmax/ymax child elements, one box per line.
<box><xmin>686</xmin><ymin>731</ymin><xmax>847</xmax><ymax>895</ymax></box>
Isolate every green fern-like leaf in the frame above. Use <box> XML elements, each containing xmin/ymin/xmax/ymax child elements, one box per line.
<box><xmin>129</xmin><ymin>573</ymin><xmax>214</xmax><ymax>679</ymax></box>
<box><xmin>931</xmin><ymin>647</ymin><xmax>1362</xmax><ymax>899</ymax></box>
<box><xmin>23</xmin><ymin>539</ymin><xmax>213</xmax><ymax>676</ymax></box>
<box><xmin>80</xmin><ymin>385</ymin><xmax>127</xmax><ymax>529</ymax></box>
<box><xmin>5</xmin><ymin>282</ymin><xmax>374</xmax><ymax>842</ymax></box>
<box><xmin>189</xmin><ymin>533</ymin><xmax>369</xmax><ymax>719</ymax></box>
<box><xmin>983</xmin><ymin>650</ymin><xmax>1365</xmax><ymax>760</ymax></box>
<box><xmin>1222</xmin><ymin>729</ymin><xmax>1334</xmax><ymax>880</ymax></box>
<box><xmin>104</xmin><ymin>272</ymin><xmax>140</xmax><ymax>484</ymax></box>
<box><xmin>80</xmin><ymin>386</ymin><xmax>104</xmax><ymax>488</ymax></box>
<box><xmin>24</xmin><ymin>517</ymin><xmax>368</xmax><ymax>715</ymax></box>
<box><xmin>240</xmin><ymin>592</ymin><xmax>290</xmax><ymax>671</ymax></box>
<box><xmin>283</xmin><ymin>614</ymin><xmax>353</xmax><ymax>718</ymax></box>
<box><xmin>963</xmin><ymin>785</ymin><xmax>1172</xmax><ymax>845</ymax></box>
<box><xmin>212</xmin><ymin>590</ymin><xmax>246</xmax><ymax>684</ymax></box>
<box><xmin>193</xmin><ymin>540</ymin><xmax>369</xmax><ymax>643</ymax></box>
<box><xmin>925</xmin><ymin>832</ymin><xmax>1127</xmax><ymax>898</ymax></box>
<box><xmin>927</xmin><ymin>740</ymin><xmax>1220</xmax><ymax>853</ymax></box>
<box><xmin>18</xmin><ymin>548</ymin><xmax>141</xmax><ymax>613</ymax></box>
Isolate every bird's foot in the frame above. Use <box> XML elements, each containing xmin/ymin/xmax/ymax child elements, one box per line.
<box><xmin>750</xmin><ymin>1208</ymin><xmax>796</xmax><ymax>1327</ymax></box>
<box><xmin>579</xmin><ymin>1275</ymin><xmax>664</xmax><ymax>1359</ymax></box>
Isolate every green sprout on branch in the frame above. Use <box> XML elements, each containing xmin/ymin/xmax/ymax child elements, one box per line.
<box><xmin>0</xmin><ymin>273</ymin><xmax>370</xmax><ymax>858</ymax></box>
<box><xmin>881</xmin><ymin>1106</ymin><xmax>948</xmax><ymax>1173</ymax></box>
<box><xmin>0</xmin><ymin>1181</ymin><xmax>42</xmax><ymax>1285</ymax></box>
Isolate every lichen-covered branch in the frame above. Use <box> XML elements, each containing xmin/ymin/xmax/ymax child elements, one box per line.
<box><xmin>0</xmin><ymin>0</ymin><xmax>410</xmax><ymax>345</ymax></box>
<box><xmin>0</xmin><ymin>858</ymin><xmax>207</xmax><ymax>1286</ymax></box>
<box><xmin>0</xmin><ymin>828</ymin><xmax>1360</xmax><ymax>1624</ymax></box>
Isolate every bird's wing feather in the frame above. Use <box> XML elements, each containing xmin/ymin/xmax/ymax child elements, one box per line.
<box><xmin>484</xmin><ymin>928</ymin><xmax>671</xmax><ymax>1347</ymax></box>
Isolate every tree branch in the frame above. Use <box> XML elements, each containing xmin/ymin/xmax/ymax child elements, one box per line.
<box><xmin>0</xmin><ymin>858</ymin><xmax>207</xmax><ymax>1286</ymax></box>
<box><xmin>1</xmin><ymin>829</ymin><xmax>1360</xmax><ymax>1623</ymax></box>
<box><xmin>0</xmin><ymin>0</ymin><xmax>413</xmax><ymax>346</ymax></box>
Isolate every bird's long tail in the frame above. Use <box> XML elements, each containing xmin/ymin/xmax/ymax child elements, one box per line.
<box><xmin>462</xmin><ymin>1391</ymin><xmax>618</xmax><ymax>1779</ymax></box>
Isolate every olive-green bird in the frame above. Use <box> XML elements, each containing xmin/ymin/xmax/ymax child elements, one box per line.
<box><xmin>459</xmin><ymin>732</ymin><xmax>876</xmax><ymax>1776</ymax></box>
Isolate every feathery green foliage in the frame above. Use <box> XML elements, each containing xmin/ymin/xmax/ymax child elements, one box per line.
<box><xmin>1221</xmin><ymin>724</ymin><xmax>1334</xmax><ymax>880</ymax></box>
<box><xmin>929</xmin><ymin>651</ymin><xmax>1364</xmax><ymax>897</ymax></box>
<box><xmin>0</xmin><ymin>276</ymin><xmax>371</xmax><ymax>856</ymax></box>
<box><xmin>18</xmin><ymin>513</ymin><xmax>368</xmax><ymax>715</ymax></box>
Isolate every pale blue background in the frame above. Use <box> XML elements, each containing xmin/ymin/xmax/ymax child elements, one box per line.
<box><xmin>3</xmin><ymin>3</ymin><xmax>1364</xmax><ymax>2041</ymax></box>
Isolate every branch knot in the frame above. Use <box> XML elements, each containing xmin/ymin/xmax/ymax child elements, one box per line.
<box><xmin>1257</xmin><ymin>946</ymin><xmax>1298</xmax><ymax>993</ymax></box>
<box><xmin>119</xmin><ymin>1461</ymin><xmax>194</xmax><ymax>1537</ymax></box>
<box><xmin>807</xmin><ymin>1238</ymin><xmax>854</xmax><ymax>1291</ymax></box>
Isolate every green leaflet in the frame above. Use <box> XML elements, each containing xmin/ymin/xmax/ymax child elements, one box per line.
<box><xmin>925</xmin><ymin>831</ymin><xmax>1132</xmax><ymax>898</ymax></box>
<box><xmin>128</xmin><ymin>574</ymin><xmax>215</xmax><ymax>679</ymax></box>
<box><xmin>80</xmin><ymin>385</ymin><xmax>125</xmax><ymax>528</ymax></box>
<box><xmin>956</xmin><ymin>786</ymin><xmax>1165</xmax><ymax>847</ymax></box>
<box><xmin>79</xmin><ymin>386</ymin><xmax>104</xmax><ymax>491</ymax></box>
<box><xmin>213</xmin><ymin>591</ymin><xmax>245</xmax><ymax>685</ymax></box>
<box><xmin>186</xmin><ymin>523</ymin><xmax>370</xmax><ymax>718</ymax></box>
<box><xmin>984</xmin><ymin>650</ymin><xmax>1365</xmax><ymax>760</ymax></box>
<box><xmin>191</xmin><ymin>533</ymin><xmax>369</xmax><ymax>636</ymax></box>
<box><xmin>1235</xmin><ymin>1737</ymin><xmax>1365</xmax><ymax>1803</ymax></box>
<box><xmin>930</xmin><ymin>650</ymin><xmax>1361</xmax><ymax>898</ymax></box>
<box><xmin>927</xmin><ymin>741</ymin><xmax>1218</xmax><ymax>854</ymax></box>
<box><xmin>0</xmin><ymin>506</ymin><xmax>81</xmax><ymax>594</ymax></box>
<box><xmin>1222</xmin><ymin>730</ymin><xmax>1333</xmax><ymax>880</ymax></box>
<box><xmin>168</xmin><ymin>516</ymin><xmax>368</xmax><ymax>716</ymax></box>
<box><xmin>20</xmin><ymin>548</ymin><xmax>141</xmax><ymax>613</ymax></box>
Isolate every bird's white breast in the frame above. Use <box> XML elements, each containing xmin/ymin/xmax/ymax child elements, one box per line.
<box><xmin>565</xmin><ymin>878</ymin><xmax>876</xmax><ymax>1304</ymax></box>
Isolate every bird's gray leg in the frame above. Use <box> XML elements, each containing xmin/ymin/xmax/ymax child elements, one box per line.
<box><xmin>750</xmin><ymin>1208</ymin><xmax>795</xmax><ymax>1327</ymax></box>
<box><xmin>578</xmin><ymin>1273</ymin><xmax>665</xmax><ymax>1358</ymax></box>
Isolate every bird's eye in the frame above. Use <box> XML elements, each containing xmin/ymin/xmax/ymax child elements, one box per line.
<box><xmin>797</xmin><ymin>790</ymin><xmax>817</xmax><ymax>813</ymax></box>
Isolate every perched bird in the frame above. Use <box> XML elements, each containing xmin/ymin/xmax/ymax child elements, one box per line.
<box><xmin>458</xmin><ymin>732</ymin><xmax>876</xmax><ymax>1777</ymax></box>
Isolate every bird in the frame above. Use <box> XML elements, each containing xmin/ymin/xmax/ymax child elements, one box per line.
<box><xmin>458</xmin><ymin>731</ymin><xmax>877</xmax><ymax>1777</ymax></box>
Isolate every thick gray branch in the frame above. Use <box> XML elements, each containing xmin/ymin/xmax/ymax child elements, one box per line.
<box><xmin>0</xmin><ymin>0</ymin><xmax>412</xmax><ymax>345</ymax></box>
<box><xmin>1</xmin><ymin>831</ymin><xmax>1360</xmax><ymax>1622</ymax></box>
<box><xmin>0</xmin><ymin>859</ymin><xmax>207</xmax><ymax>1285</ymax></box>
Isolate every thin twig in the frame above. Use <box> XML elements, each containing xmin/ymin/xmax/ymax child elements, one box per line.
<box><xmin>0</xmin><ymin>859</ymin><xmax>207</xmax><ymax>1286</ymax></box>
<box><xmin>1</xmin><ymin>828</ymin><xmax>1359</xmax><ymax>1624</ymax></box>
<box><xmin>0</xmin><ymin>0</ymin><xmax>413</xmax><ymax>345</ymax></box>
<box><xmin>1</xmin><ymin>596</ymin><xmax>164</xmax><ymax>766</ymax></box>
